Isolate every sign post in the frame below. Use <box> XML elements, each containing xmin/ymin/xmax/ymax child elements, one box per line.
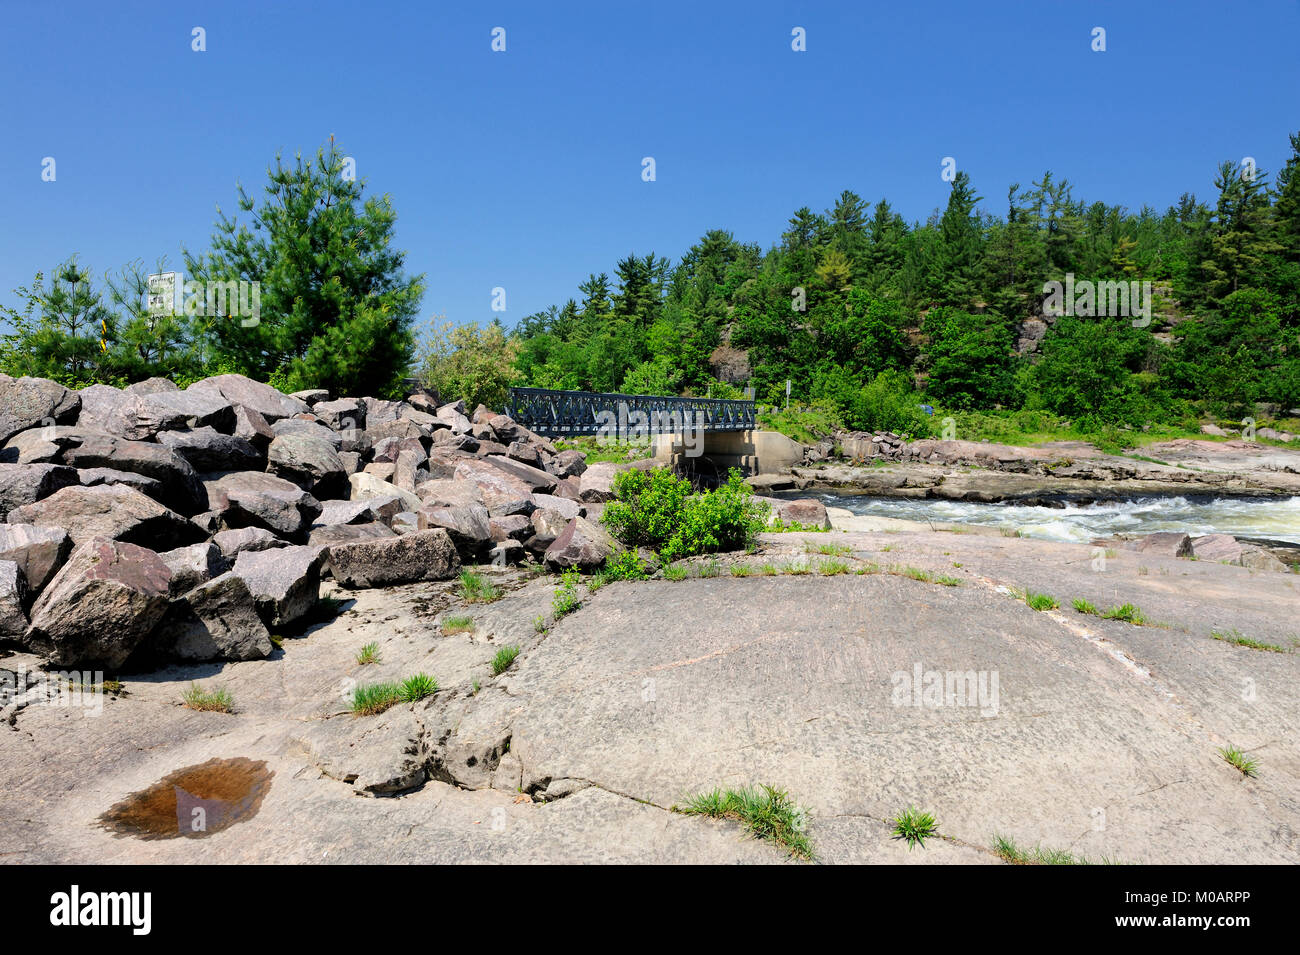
<box><xmin>147</xmin><ymin>272</ymin><xmax>180</xmax><ymax>318</ymax></box>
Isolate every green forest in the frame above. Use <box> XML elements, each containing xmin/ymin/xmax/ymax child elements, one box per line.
<box><xmin>4</xmin><ymin>133</ymin><xmax>1299</xmax><ymax>449</ymax></box>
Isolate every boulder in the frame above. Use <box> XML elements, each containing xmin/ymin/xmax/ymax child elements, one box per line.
<box><xmin>161</xmin><ymin>572</ymin><xmax>274</xmax><ymax>661</ymax></box>
<box><xmin>25</xmin><ymin>538</ymin><xmax>172</xmax><ymax>668</ymax></box>
<box><xmin>419</xmin><ymin>504</ymin><xmax>493</xmax><ymax>555</ymax></box>
<box><xmin>348</xmin><ymin>472</ymin><xmax>422</xmax><ymax>513</ymax></box>
<box><xmin>578</xmin><ymin>462</ymin><xmax>620</xmax><ymax>503</ymax></box>
<box><xmin>188</xmin><ymin>374</ymin><xmax>309</xmax><ymax>422</ymax></box>
<box><xmin>211</xmin><ymin>527</ymin><xmax>285</xmax><ymax>562</ymax></box>
<box><xmin>0</xmin><ymin>560</ymin><xmax>28</xmax><ymax>640</ymax></box>
<box><xmin>530</xmin><ymin>493</ymin><xmax>580</xmax><ymax>520</ymax></box>
<box><xmin>0</xmin><ymin>464</ymin><xmax>79</xmax><ymax>520</ymax></box>
<box><xmin>204</xmin><ymin>471</ymin><xmax>322</xmax><ymax>538</ymax></box>
<box><xmin>1200</xmin><ymin>424</ymin><xmax>1230</xmax><ymax>437</ymax></box>
<box><xmin>314</xmin><ymin>499</ymin><xmax>383</xmax><ymax>526</ymax></box>
<box><xmin>544</xmin><ymin>516</ymin><xmax>614</xmax><ymax>570</ymax></box>
<box><xmin>0</xmin><ymin>375</ymin><xmax>80</xmax><ymax>444</ymax></box>
<box><xmin>372</xmin><ymin>435</ymin><xmax>426</xmax><ymax>465</ymax></box>
<box><xmin>362</xmin><ymin>397</ymin><xmax>406</xmax><ymax>427</ymax></box>
<box><xmin>76</xmin><ymin>467</ymin><xmax>166</xmax><ymax>503</ymax></box>
<box><xmin>296</xmin><ymin>706</ymin><xmax>429</xmax><ymax>795</ymax></box>
<box><xmin>1190</xmin><ymin>534</ymin><xmax>1242</xmax><ymax>564</ymax></box>
<box><xmin>158</xmin><ymin>542</ymin><xmax>228</xmax><ymax>595</ymax></box>
<box><xmin>1136</xmin><ymin>532</ymin><xmax>1194</xmax><ymax>558</ymax></box>
<box><xmin>328</xmin><ymin>528</ymin><xmax>460</xmax><ymax>589</ymax></box>
<box><xmin>776</xmin><ymin>498</ymin><xmax>830</xmax><ymax>530</ymax></box>
<box><xmin>489</xmin><ymin>513</ymin><xmax>532</xmax><ymax>542</ymax></box>
<box><xmin>232</xmin><ymin>545</ymin><xmax>323</xmax><ymax>628</ymax></box>
<box><xmin>76</xmin><ymin>386</ymin><xmax>234</xmax><ymax>441</ymax></box>
<box><xmin>487</xmin><ymin>414</ymin><xmax>525</xmax><ymax>444</ymax></box>
<box><xmin>453</xmin><ymin>458</ymin><xmax>540</xmax><ymax>515</ymax></box>
<box><xmin>308</xmin><ymin>521</ymin><xmax>397</xmax><ymax>554</ymax></box>
<box><xmin>50</xmin><ymin>429</ymin><xmax>206</xmax><ymax>514</ymax></box>
<box><xmin>232</xmin><ymin>404</ymin><xmax>276</xmax><ymax>450</ymax></box>
<box><xmin>8</xmin><ymin>484</ymin><xmax>205</xmax><ymax>551</ymax></box>
<box><xmin>124</xmin><ymin>377</ymin><xmax>178</xmax><ymax>396</ymax></box>
<box><xmin>529</xmin><ymin>508</ymin><xmax>571</xmax><ymax>549</ymax></box>
<box><xmin>157</xmin><ymin>427</ymin><xmax>263</xmax><ymax>472</ymax></box>
<box><xmin>0</xmin><ymin>523</ymin><xmax>72</xmax><ymax>593</ymax></box>
<box><xmin>546</xmin><ymin>449</ymin><xmax>587</xmax><ymax>479</ymax></box>
<box><xmin>505</xmin><ymin>441</ymin><xmax>543</xmax><ymax>468</ymax></box>
<box><xmin>1239</xmin><ymin>545</ymin><xmax>1289</xmax><ymax>573</ymax></box>
<box><xmin>267</xmin><ymin>432</ymin><xmax>347</xmax><ymax>498</ymax></box>
<box><xmin>137</xmin><ymin>389</ymin><xmax>236</xmax><ymax>434</ymax></box>
<box><xmin>290</xmin><ymin>389</ymin><xmax>330</xmax><ymax>406</ymax></box>
<box><xmin>416</xmin><ymin>478</ymin><xmax>483</xmax><ymax>510</ymax></box>
<box><xmin>312</xmin><ymin>398</ymin><xmax>366</xmax><ymax>432</ymax></box>
<box><xmin>271</xmin><ymin>416</ymin><xmax>343</xmax><ymax>449</ymax></box>
<box><xmin>488</xmin><ymin>539</ymin><xmax>526</xmax><ymax>566</ymax></box>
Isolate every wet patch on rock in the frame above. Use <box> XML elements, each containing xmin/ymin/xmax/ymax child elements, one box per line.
<box><xmin>98</xmin><ymin>757</ymin><xmax>273</xmax><ymax>840</ymax></box>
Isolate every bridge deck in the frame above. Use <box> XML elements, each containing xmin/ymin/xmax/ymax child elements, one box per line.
<box><xmin>506</xmin><ymin>387</ymin><xmax>757</xmax><ymax>437</ymax></box>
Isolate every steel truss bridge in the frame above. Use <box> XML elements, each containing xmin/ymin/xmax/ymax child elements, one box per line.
<box><xmin>506</xmin><ymin>387</ymin><xmax>756</xmax><ymax>438</ymax></box>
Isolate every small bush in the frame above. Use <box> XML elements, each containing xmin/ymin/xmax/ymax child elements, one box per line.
<box><xmin>604</xmin><ymin>548</ymin><xmax>649</xmax><ymax>581</ymax></box>
<box><xmin>552</xmin><ymin>570</ymin><xmax>582</xmax><ymax>618</ymax></box>
<box><xmin>602</xmin><ymin>467</ymin><xmax>770</xmax><ymax>561</ymax></box>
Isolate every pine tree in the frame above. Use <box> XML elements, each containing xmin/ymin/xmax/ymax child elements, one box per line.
<box><xmin>184</xmin><ymin>141</ymin><xmax>425</xmax><ymax>397</ymax></box>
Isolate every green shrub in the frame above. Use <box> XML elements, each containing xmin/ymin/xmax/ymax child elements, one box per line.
<box><xmin>602</xmin><ymin>467</ymin><xmax>770</xmax><ymax>562</ymax></box>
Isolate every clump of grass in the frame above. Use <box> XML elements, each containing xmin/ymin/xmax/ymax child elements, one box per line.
<box><xmin>806</xmin><ymin>542</ymin><xmax>851</xmax><ymax>557</ymax></box>
<box><xmin>356</xmin><ymin>641</ymin><xmax>381</xmax><ymax>665</ymax></box>
<box><xmin>731</xmin><ymin>564</ymin><xmax>753</xmax><ymax>577</ymax></box>
<box><xmin>893</xmin><ymin>565</ymin><xmax>934</xmax><ymax>583</ymax></box>
<box><xmin>1072</xmin><ymin>598</ymin><xmax>1098</xmax><ymax>615</ymax></box>
<box><xmin>786</xmin><ymin>561</ymin><xmax>812</xmax><ymax>576</ymax></box>
<box><xmin>441</xmin><ymin>615</ymin><xmax>475</xmax><ymax>636</ymax></box>
<box><xmin>181</xmin><ymin>683</ymin><xmax>232</xmax><ymax>713</ymax></box>
<box><xmin>675</xmin><ymin>785</ymin><xmax>813</xmax><ymax>860</ymax></box>
<box><xmin>931</xmin><ymin>574</ymin><xmax>962</xmax><ymax>587</ymax></box>
<box><xmin>992</xmin><ymin>834</ymin><xmax>1108</xmax><ymax>865</ymax></box>
<box><xmin>1218</xmin><ymin>746</ymin><xmax>1258</xmax><ymax>777</ymax></box>
<box><xmin>1025</xmin><ymin>592</ymin><xmax>1059</xmax><ymax>612</ymax></box>
<box><xmin>399</xmin><ymin>672</ymin><xmax>438</xmax><ymax>703</ymax></box>
<box><xmin>819</xmin><ymin>558</ymin><xmax>850</xmax><ymax>576</ymax></box>
<box><xmin>492</xmin><ymin>644</ymin><xmax>521</xmax><ymax>675</ymax></box>
<box><xmin>1102</xmin><ymin>603</ymin><xmax>1146</xmax><ymax>625</ymax></box>
<box><xmin>699</xmin><ymin>559</ymin><xmax>721</xmax><ymax>578</ymax></box>
<box><xmin>458</xmin><ymin>569</ymin><xmax>502</xmax><ymax>604</ymax></box>
<box><xmin>586</xmin><ymin>571</ymin><xmax>610</xmax><ymax>592</ymax></box>
<box><xmin>533</xmin><ymin>615</ymin><xmax>548</xmax><ymax>633</ymax></box>
<box><xmin>892</xmin><ymin>806</ymin><xmax>939</xmax><ymax>849</ymax></box>
<box><xmin>664</xmin><ymin>563</ymin><xmax>690</xmax><ymax>581</ymax></box>
<box><xmin>1210</xmin><ymin>629</ymin><xmax>1288</xmax><ymax>653</ymax></box>
<box><xmin>1000</xmin><ymin>527</ymin><xmax>1022</xmax><ymax>538</ymax></box>
<box><xmin>759</xmin><ymin>562</ymin><xmax>779</xmax><ymax>576</ymax></box>
<box><xmin>552</xmin><ymin>570</ymin><xmax>582</xmax><ymax>618</ymax></box>
<box><xmin>350</xmin><ymin>682</ymin><xmax>403</xmax><ymax>716</ymax></box>
<box><xmin>471</xmin><ymin>679</ymin><xmax>481</xmax><ymax>694</ymax></box>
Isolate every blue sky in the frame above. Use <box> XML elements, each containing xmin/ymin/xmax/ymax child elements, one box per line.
<box><xmin>1</xmin><ymin>0</ymin><xmax>1297</xmax><ymax>332</ymax></box>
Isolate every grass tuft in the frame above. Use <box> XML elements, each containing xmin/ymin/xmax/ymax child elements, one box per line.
<box><xmin>181</xmin><ymin>683</ymin><xmax>232</xmax><ymax>713</ymax></box>
<box><xmin>1218</xmin><ymin>746</ymin><xmax>1258</xmax><ymax>777</ymax></box>
<box><xmin>1101</xmin><ymin>603</ymin><xmax>1146</xmax><ymax>625</ymax></box>
<box><xmin>675</xmin><ymin>785</ymin><xmax>813</xmax><ymax>860</ymax></box>
<box><xmin>892</xmin><ymin>806</ymin><xmax>939</xmax><ymax>849</ymax></box>
<box><xmin>492</xmin><ymin>644</ymin><xmax>521</xmax><ymax>676</ymax></box>
<box><xmin>1210</xmin><ymin>629</ymin><xmax>1288</xmax><ymax>653</ymax></box>
<box><xmin>1025</xmin><ymin>592</ymin><xmax>1059</xmax><ymax>612</ymax></box>
<box><xmin>399</xmin><ymin>672</ymin><xmax>438</xmax><ymax>703</ymax></box>
<box><xmin>356</xmin><ymin>641</ymin><xmax>381</xmax><ymax>665</ymax></box>
<box><xmin>1072</xmin><ymin>598</ymin><xmax>1098</xmax><ymax>615</ymax></box>
<box><xmin>458</xmin><ymin>569</ymin><xmax>502</xmax><ymax>604</ymax></box>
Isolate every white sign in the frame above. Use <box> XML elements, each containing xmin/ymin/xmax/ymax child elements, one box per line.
<box><xmin>147</xmin><ymin>272</ymin><xmax>179</xmax><ymax>317</ymax></box>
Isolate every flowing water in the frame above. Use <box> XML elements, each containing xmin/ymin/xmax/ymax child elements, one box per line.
<box><xmin>814</xmin><ymin>493</ymin><xmax>1300</xmax><ymax>546</ymax></box>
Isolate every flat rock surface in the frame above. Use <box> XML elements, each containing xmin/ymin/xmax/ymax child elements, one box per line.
<box><xmin>3</xmin><ymin>528</ymin><xmax>1298</xmax><ymax>864</ymax></box>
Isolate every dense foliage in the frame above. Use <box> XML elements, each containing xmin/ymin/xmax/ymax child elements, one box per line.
<box><xmin>511</xmin><ymin>133</ymin><xmax>1300</xmax><ymax>435</ymax></box>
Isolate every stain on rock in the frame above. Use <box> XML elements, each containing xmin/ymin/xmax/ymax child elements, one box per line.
<box><xmin>98</xmin><ymin>757</ymin><xmax>272</xmax><ymax>840</ymax></box>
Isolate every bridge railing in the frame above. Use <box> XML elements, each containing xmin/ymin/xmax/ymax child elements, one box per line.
<box><xmin>506</xmin><ymin>387</ymin><xmax>757</xmax><ymax>437</ymax></box>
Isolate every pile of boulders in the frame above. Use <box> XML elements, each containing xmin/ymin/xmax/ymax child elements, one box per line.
<box><xmin>0</xmin><ymin>372</ymin><xmax>621</xmax><ymax>669</ymax></box>
<box><xmin>835</xmin><ymin>430</ymin><xmax>908</xmax><ymax>463</ymax></box>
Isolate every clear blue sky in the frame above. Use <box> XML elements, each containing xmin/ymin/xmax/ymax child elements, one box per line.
<box><xmin>2</xmin><ymin>0</ymin><xmax>1297</xmax><ymax>331</ymax></box>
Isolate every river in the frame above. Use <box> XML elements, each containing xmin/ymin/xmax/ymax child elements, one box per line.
<box><xmin>811</xmin><ymin>492</ymin><xmax>1300</xmax><ymax>546</ymax></box>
